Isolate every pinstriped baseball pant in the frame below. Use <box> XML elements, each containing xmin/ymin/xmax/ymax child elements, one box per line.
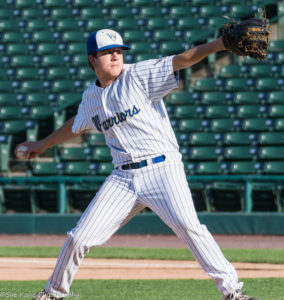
<box><xmin>45</xmin><ymin>155</ymin><xmax>242</xmax><ymax>299</ymax></box>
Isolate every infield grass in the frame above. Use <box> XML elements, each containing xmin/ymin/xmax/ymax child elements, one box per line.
<box><xmin>0</xmin><ymin>247</ymin><xmax>284</xmax><ymax>264</ymax></box>
<box><xmin>0</xmin><ymin>278</ymin><xmax>283</xmax><ymax>300</ymax></box>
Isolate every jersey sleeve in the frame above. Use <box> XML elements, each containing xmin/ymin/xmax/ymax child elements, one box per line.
<box><xmin>72</xmin><ymin>98</ymin><xmax>92</xmax><ymax>134</ymax></box>
<box><xmin>130</xmin><ymin>55</ymin><xmax>179</xmax><ymax>101</ymax></box>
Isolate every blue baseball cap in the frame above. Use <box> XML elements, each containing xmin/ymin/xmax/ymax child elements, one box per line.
<box><xmin>87</xmin><ymin>29</ymin><xmax>130</xmax><ymax>54</ymax></box>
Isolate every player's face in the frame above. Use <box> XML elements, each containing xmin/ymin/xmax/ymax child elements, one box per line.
<box><xmin>91</xmin><ymin>47</ymin><xmax>124</xmax><ymax>85</ymax></box>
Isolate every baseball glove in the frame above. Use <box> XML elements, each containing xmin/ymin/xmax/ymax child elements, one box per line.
<box><xmin>222</xmin><ymin>13</ymin><xmax>270</xmax><ymax>60</ymax></box>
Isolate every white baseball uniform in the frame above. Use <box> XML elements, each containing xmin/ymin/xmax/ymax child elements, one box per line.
<box><xmin>45</xmin><ymin>56</ymin><xmax>242</xmax><ymax>299</ymax></box>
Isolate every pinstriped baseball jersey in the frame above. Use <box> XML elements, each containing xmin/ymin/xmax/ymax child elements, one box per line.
<box><xmin>72</xmin><ymin>55</ymin><xmax>181</xmax><ymax>167</ymax></box>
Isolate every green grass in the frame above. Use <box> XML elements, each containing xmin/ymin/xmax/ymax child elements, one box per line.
<box><xmin>0</xmin><ymin>247</ymin><xmax>284</xmax><ymax>264</ymax></box>
<box><xmin>0</xmin><ymin>278</ymin><xmax>283</xmax><ymax>300</ymax></box>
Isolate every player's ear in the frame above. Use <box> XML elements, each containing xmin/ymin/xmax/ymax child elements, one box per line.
<box><xmin>88</xmin><ymin>54</ymin><xmax>96</xmax><ymax>70</ymax></box>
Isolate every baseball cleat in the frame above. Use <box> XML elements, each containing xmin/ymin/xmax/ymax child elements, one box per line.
<box><xmin>33</xmin><ymin>290</ymin><xmax>63</xmax><ymax>300</ymax></box>
<box><xmin>223</xmin><ymin>290</ymin><xmax>258</xmax><ymax>300</ymax></box>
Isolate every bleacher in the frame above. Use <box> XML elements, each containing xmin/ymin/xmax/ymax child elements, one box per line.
<box><xmin>0</xmin><ymin>0</ymin><xmax>283</xmax><ymax>234</ymax></box>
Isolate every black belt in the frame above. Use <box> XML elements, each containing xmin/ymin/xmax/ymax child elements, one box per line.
<box><xmin>119</xmin><ymin>155</ymin><xmax>166</xmax><ymax>170</ymax></box>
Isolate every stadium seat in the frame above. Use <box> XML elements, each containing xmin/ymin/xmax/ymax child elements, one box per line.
<box><xmin>189</xmin><ymin>132</ymin><xmax>222</xmax><ymax>146</ymax></box>
<box><xmin>166</xmin><ymin>92</ymin><xmax>195</xmax><ymax>105</ymax></box>
<box><xmin>50</xmin><ymin>7</ymin><xmax>77</xmax><ymax>18</ymax></box>
<box><xmin>37</xmin><ymin>43</ymin><xmax>64</xmax><ymax>55</ymax></box>
<box><xmin>47</xmin><ymin>67</ymin><xmax>71</xmax><ymax>79</ymax></box>
<box><xmin>0</xmin><ymin>8</ymin><xmax>18</xmax><ymax>18</ymax></box>
<box><xmin>25</xmin><ymin>93</ymin><xmax>55</xmax><ymax>106</ymax></box>
<box><xmin>184</xmin><ymin>29</ymin><xmax>214</xmax><ymax>43</ymax></box>
<box><xmin>269</xmin><ymin>40</ymin><xmax>284</xmax><ymax>52</ymax></box>
<box><xmin>132</xmin><ymin>0</ymin><xmax>155</xmax><ymax>6</ymax></box>
<box><xmin>60</xmin><ymin>146</ymin><xmax>91</xmax><ymax>161</ymax></box>
<box><xmin>87</xmin><ymin>19</ymin><xmax>115</xmax><ymax>31</ymax></box>
<box><xmin>263</xmin><ymin>162</ymin><xmax>284</xmax><ymax>174</ymax></box>
<box><xmin>205</xmin><ymin>105</ymin><xmax>234</xmax><ymax>118</ymax></box>
<box><xmin>194</xmin><ymin>78</ymin><xmax>219</xmax><ymax>91</ymax></box>
<box><xmin>96</xmin><ymin>162</ymin><xmax>113</xmax><ymax>175</ymax></box>
<box><xmin>29</xmin><ymin>106</ymin><xmax>54</xmax><ymax>119</ymax></box>
<box><xmin>6</xmin><ymin>44</ymin><xmax>31</xmax><ymax>55</ymax></box>
<box><xmin>117</xmin><ymin>19</ymin><xmax>146</xmax><ymax>31</ymax></box>
<box><xmin>73</xmin><ymin>0</ymin><xmax>98</xmax><ymax>7</ymax></box>
<box><xmin>242</xmin><ymin>118</ymin><xmax>273</xmax><ymax>131</ymax></box>
<box><xmin>140</xmin><ymin>6</ymin><xmax>168</xmax><ymax>18</ymax></box>
<box><xmin>32</xmin><ymin>162</ymin><xmax>64</xmax><ymax>176</ymax></box>
<box><xmin>78</xmin><ymin>66</ymin><xmax>95</xmax><ymax>79</ymax></box>
<box><xmin>196</xmin><ymin>161</ymin><xmax>228</xmax><ymax>174</ymax></box>
<box><xmin>73</xmin><ymin>54</ymin><xmax>88</xmax><ymax>66</ymax></box>
<box><xmin>208</xmin><ymin>181</ymin><xmax>244</xmax><ymax>212</ymax></box>
<box><xmin>103</xmin><ymin>0</ymin><xmax>129</xmax><ymax>6</ymax></box>
<box><xmin>202</xmin><ymin>91</ymin><xmax>232</xmax><ymax>104</ymax></box>
<box><xmin>65</xmin><ymin>161</ymin><xmax>97</xmax><ymax>175</ymax></box>
<box><xmin>62</xmin><ymin>31</ymin><xmax>87</xmax><ymax>42</ymax></box>
<box><xmin>32</xmin><ymin>31</ymin><xmax>60</xmax><ymax>43</ymax></box>
<box><xmin>257</xmin><ymin>78</ymin><xmax>284</xmax><ymax>91</ymax></box>
<box><xmin>22</xmin><ymin>80</ymin><xmax>50</xmax><ymax>92</ymax></box>
<box><xmin>179</xmin><ymin>119</ymin><xmax>210</xmax><ymax>132</ymax></box>
<box><xmin>153</xmin><ymin>30</ymin><xmax>181</xmax><ymax>42</ymax></box>
<box><xmin>208</xmin><ymin>16</ymin><xmax>227</xmax><ymax>29</ymax></box>
<box><xmin>224</xmin><ymin>146</ymin><xmax>257</xmax><ymax>160</ymax></box>
<box><xmin>224</xmin><ymin>132</ymin><xmax>257</xmax><ymax>145</ymax></box>
<box><xmin>0</xmin><ymin>20</ymin><xmax>25</xmax><ymax>31</ymax></box>
<box><xmin>130</xmin><ymin>42</ymin><xmax>154</xmax><ymax>54</ymax></box>
<box><xmin>0</xmin><ymin>107</ymin><xmax>23</xmax><ymax>119</ymax></box>
<box><xmin>0</xmin><ymin>134</ymin><xmax>11</xmax><ymax>173</ymax></box>
<box><xmin>57</xmin><ymin>19</ymin><xmax>82</xmax><ymax>31</ymax></box>
<box><xmin>42</xmin><ymin>55</ymin><xmax>71</xmax><ymax>66</ymax></box>
<box><xmin>92</xmin><ymin>146</ymin><xmax>112</xmax><ymax>161</ymax></box>
<box><xmin>147</xmin><ymin>18</ymin><xmax>174</xmax><ymax>30</ymax></box>
<box><xmin>234</xmin><ymin>91</ymin><xmax>264</xmax><ymax>104</ymax></box>
<box><xmin>136</xmin><ymin>54</ymin><xmax>160</xmax><ymax>62</ymax></box>
<box><xmin>0</xmin><ymin>120</ymin><xmax>38</xmax><ymax>135</ymax></box>
<box><xmin>277</xmin><ymin>52</ymin><xmax>284</xmax><ymax>64</ymax></box>
<box><xmin>11</xmin><ymin>55</ymin><xmax>40</xmax><ymax>67</ymax></box>
<box><xmin>211</xmin><ymin>119</ymin><xmax>240</xmax><ymax>132</ymax></box>
<box><xmin>0</xmin><ymin>94</ymin><xmax>19</xmax><ymax>106</ymax></box>
<box><xmin>2</xmin><ymin>32</ymin><xmax>28</xmax><ymax>43</ymax></box>
<box><xmin>16</xmin><ymin>68</ymin><xmax>43</xmax><ymax>80</ymax></box>
<box><xmin>188</xmin><ymin>146</ymin><xmax>221</xmax><ymax>160</ymax></box>
<box><xmin>45</xmin><ymin>0</ymin><xmax>68</xmax><ymax>7</ymax></box>
<box><xmin>22</xmin><ymin>8</ymin><xmax>49</xmax><ymax>18</ymax></box>
<box><xmin>268</xmin><ymin>91</ymin><xmax>284</xmax><ymax>104</ymax></box>
<box><xmin>201</xmin><ymin>5</ymin><xmax>229</xmax><ymax>17</ymax></box>
<box><xmin>250</xmin><ymin>65</ymin><xmax>280</xmax><ymax>78</ymax></box>
<box><xmin>159</xmin><ymin>42</ymin><xmax>185</xmax><ymax>55</ymax></box>
<box><xmin>231</xmin><ymin>4</ymin><xmax>256</xmax><ymax>18</ymax></box>
<box><xmin>269</xmin><ymin>105</ymin><xmax>284</xmax><ymax>118</ymax></box>
<box><xmin>27</xmin><ymin>19</ymin><xmax>54</xmax><ymax>31</ymax></box>
<box><xmin>259</xmin><ymin>146</ymin><xmax>284</xmax><ymax>160</ymax></box>
<box><xmin>275</xmin><ymin>119</ymin><xmax>284</xmax><ymax>131</ymax></box>
<box><xmin>237</xmin><ymin>105</ymin><xmax>267</xmax><ymax>118</ymax></box>
<box><xmin>219</xmin><ymin>65</ymin><xmax>249</xmax><ymax>78</ymax></box>
<box><xmin>258</xmin><ymin>132</ymin><xmax>284</xmax><ymax>145</ymax></box>
<box><xmin>124</xmin><ymin>30</ymin><xmax>151</xmax><ymax>42</ymax></box>
<box><xmin>67</xmin><ymin>43</ymin><xmax>86</xmax><ymax>54</ymax></box>
<box><xmin>230</xmin><ymin>161</ymin><xmax>261</xmax><ymax>174</ymax></box>
<box><xmin>57</xmin><ymin>93</ymin><xmax>81</xmax><ymax>107</ymax></box>
<box><xmin>87</xmin><ymin>133</ymin><xmax>106</xmax><ymax>146</ymax></box>
<box><xmin>176</xmin><ymin>17</ymin><xmax>202</xmax><ymax>29</ymax></box>
<box><xmin>52</xmin><ymin>80</ymin><xmax>83</xmax><ymax>92</ymax></box>
<box><xmin>226</xmin><ymin>78</ymin><xmax>255</xmax><ymax>91</ymax></box>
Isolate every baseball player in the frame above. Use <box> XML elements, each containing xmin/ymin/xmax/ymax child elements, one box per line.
<box><xmin>15</xmin><ymin>29</ymin><xmax>258</xmax><ymax>300</ymax></box>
